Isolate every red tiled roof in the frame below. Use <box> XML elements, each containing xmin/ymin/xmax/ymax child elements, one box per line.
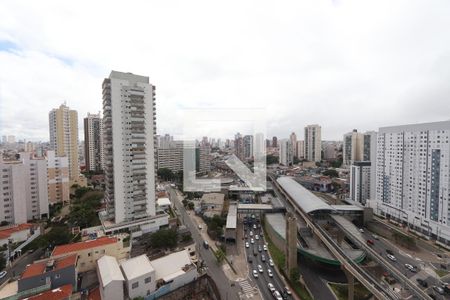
<box><xmin>21</xmin><ymin>255</ymin><xmax>77</xmax><ymax>279</ymax></box>
<box><xmin>87</xmin><ymin>286</ymin><xmax>101</xmax><ymax>300</ymax></box>
<box><xmin>0</xmin><ymin>223</ymin><xmax>33</xmax><ymax>239</ymax></box>
<box><xmin>26</xmin><ymin>284</ymin><xmax>73</xmax><ymax>300</ymax></box>
<box><xmin>52</xmin><ymin>236</ymin><xmax>118</xmax><ymax>256</ymax></box>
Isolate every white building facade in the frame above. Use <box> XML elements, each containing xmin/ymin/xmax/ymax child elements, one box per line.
<box><xmin>279</xmin><ymin>139</ymin><xmax>293</xmax><ymax>166</ymax></box>
<box><xmin>103</xmin><ymin>71</ymin><xmax>157</xmax><ymax>223</ymax></box>
<box><xmin>350</xmin><ymin>161</ymin><xmax>371</xmax><ymax>205</ymax></box>
<box><xmin>374</xmin><ymin>121</ymin><xmax>450</xmax><ymax>244</ymax></box>
<box><xmin>304</xmin><ymin>124</ymin><xmax>321</xmax><ymax>162</ymax></box>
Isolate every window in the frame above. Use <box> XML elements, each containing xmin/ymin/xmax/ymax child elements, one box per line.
<box><xmin>55</xmin><ymin>274</ymin><xmax>60</xmax><ymax>279</ymax></box>
<box><xmin>145</xmin><ymin>277</ymin><xmax>151</xmax><ymax>283</ymax></box>
<box><xmin>132</xmin><ymin>282</ymin><xmax>139</xmax><ymax>289</ymax></box>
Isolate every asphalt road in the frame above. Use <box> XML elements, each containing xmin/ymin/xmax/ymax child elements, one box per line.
<box><xmin>1</xmin><ymin>248</ymin><xmax>44</xmax><ymax>284</ymax></box>
<box><xmin>243</xmin><ymin>222</ymin><xmax>290</xmax><ymax>300</ymax></box>
<box><xmin>167</xmin><ymin>186</ymin><xmax>241</xmax><ymax>300</ymax></box>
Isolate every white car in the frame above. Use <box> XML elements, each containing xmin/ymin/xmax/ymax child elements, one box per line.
<box><xmin>245</xmin><ymin>242</ymin><xmax>249</xmax><ymax>248</ymax></box>
<box><xmin>387</xmin><ymin>254</ymin><xmax>397</xmax><ymax>261</ymax></box>
<box><xmin>268</xmin><ymin>269</ymin><xmax>273</xmax><ymax>277</ymax></box>
<box><xmin>198</xmin><ymin>224</ymin><xmax>202</xmax><ymax>230</ymax></box>
<box><xmin>253</xmin><ymin>270</ymin><xmax>258</xmax><ymax>278</ymax></box>
<box><xmin>269</xmin><ymin>259</ymin><xmax>274</xmax><ymax>267</ymax></box>
<box><xmin>284</xmin><ymin>287</ymin><xmax>292</xmax><ymax>295</ymax></box>
<box><xmin>268</xmin><ymin>283</ymin><xmax>275</xmax><ymax>293</ymax></box>
<box><xmin>273</xmin><ymin>290</ymin><xmax>283</xmax><ymax>300</ymax></box>
<box><xmin>372</xmin><ymin>234</ymin><xmax>379</xmax><ymax>240</ymax></box>
<box><xmin>250</xmin><ymin>238</ymin><xmax>254</xmax><ymax>244</ymax></box>
<box><xmin>249</xmin><ymin>231</ymin><xmax>253</xmax><ymax>237</ymax></box>
<box><xmin>359</xmin><ymin>228</ymin><xmax>364</xmax><ymax>233</ymax></box>
<box><xmin>253</xmin><ymin>224</ymin><xmax>257</xmax><ymax>229</ymax></box>
<box><xmin>404</xmin><ymin>263</ymin><xmax>416</xmax><ymax>272</ymax></box>
<box><xmin>0</xmin><ymin>271</ymin><xmax>7</xmax><ymax>279</ymax></box>
<box><xmin>255</xmin><ymin>234</ymin><xmax>259</xmax><ymax>240</ymax></box>
<box><xmin>258</xmin><ymin>265</ymin><xmax>263</xmax><ymax>273</ymax></box>
<box><xmin>263</xmin><ymin>245</ymin><xmax>267</xmax><ymax>251</ymax></box>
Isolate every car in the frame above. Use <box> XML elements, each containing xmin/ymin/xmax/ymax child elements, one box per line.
<box><xmin>273</xmin><ymin>290</ymin><xmax>283</xmax><ymax>300</ymax></box>
<box><xmin>268</xmin><ymin>268</ymin><xmax>273</xmax><ymax>277</ymax></box>
<box><xmin>250</xmin><ymin>238</ymin><xmax>254</xmax><ymax>244</ymax></box>
<box><xmin>404</xmin><ymin>263</ymin><xmax>416</xmax><ymax>272</ymax></box>
<box><xmin>249</xmin><ymin>231</ymin><xmax>253</xmax><ymax>237</ymax></box>
<box><xmin>255</xmin><ymin>234</ymin><xmax>259</xmax><ymax>240</ymax></box>
<box><xmin>244</xmin><ymin>234</ymin><xmax>248</xmax><ymax>239</ymax></box>
<box><xmin>416</xmin><ymin>278</ymin><xmax>428</xmax><ymax>288</ymax></box>
<box><xmin>372</xmin><ymin>234</ymin><xmax>379</xmax><ymax>240</ymax></box>
<box><xmin>198</xmin><ymin>224</ymin><xmax>202</xmax><ymax>230</ymax></box>
<box><xmin>433</xmin><ymin>286</ymin><xmax>444</xmax><ymax>295</ymax></box>
<box><xmin>258</xmin><ymin>245</ymin><xmax>262</xmax><ymax>252</ymax></box>
<box><xmin>359</xmin><ymin>228</ymin><xmax>364</xmax><ymax>233</ymax></box>
<box><xmin>0</xmin><ymin>271</ymin><xmax>7</xmax><ymax>279</ymax></box>
<box><xmin>261</xmin><ymin>254</ymin><xmax>266</xmax><ymax>262</ymax></box>
<box><xmin>247</xmin><ymin>256</ymin><xmax>253</xmax><ymax>263</ymax></box>
<box><xmin>263</xmin><ymin>245</ymin><xmax>267</xmax><ymax>251</ymax></box>
<box><xmin>366</xmin><ymin>239</ymin><xmax>374</xmax><ymax>246</ymax></box>
<box><xmin>203</xmin><ymin>240</ymin><xmax>209</xmax><ymax>249</ymax></box>
<box><xmin>253</xmin><ymin>270</ymin><xmax>258</xmax><ymax>278</ymax></box>
<box><xmin>284</xmin><ymin>287</ymin><xmax>292</xmax><ymax>295</ymax></box>
<box><xmin>268</xmin><ymin>283</ymin><xmax>276</xmax><ymax>293</ymax></box>
<box><xmin>387</xmin><ymin>254</ymin><xmax>397</xmax><ymax>261</ymax></box>
<box><xmin>269</xmin><ymin>258</ymin><xmax>274</xmax><ymax>267</ymax></box>
<box><xmin>253</xmin><ymin>224</ymin><xmax>257</xmax><ymax>229</ymax></box>
<box><xmin>245</xmin><ymin>242</ymin><xmax>249</xmax><ymax>248</ymax></box>
<box><xmin>386</xmin><ymin>249</ymin><xmax>394</xmax><ymax>255</ymax></box>
<box><xmin>258</xmin><ymin>265</ymin><xmax>263</xmax><ymax>273</ymax></box>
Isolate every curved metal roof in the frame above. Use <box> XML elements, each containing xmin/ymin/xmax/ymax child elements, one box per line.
<box><xmin>277</xmin><ymin>176</ymin><xmax>334</xmax><ymax>214</ymax></box>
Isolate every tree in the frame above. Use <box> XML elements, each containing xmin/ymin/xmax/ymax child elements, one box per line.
<box><xmin>157</xmin><ymin>168</ymin><xmax>175</xmax><ymax>181</ymax></box>
<box><xmin>0</xmin><ymin>255</ymin><xmax>6</xmax><ymax>271</ymax></box>
<box><xmin>266</xmin><ymin>155</ymin><xmax>279</xmax><ymax>165</ymax></box>
<box><xmin>322</xmin><ymin>169</ymin><xmax>339</xmax><ymax>178</ymax></box>
<box><xmin>187</xmin><ymin>201</ymin><xmax>195</xmax><ymax>210</ymax></box>
<box><xmin>331</xmin><ymin>159</ymin><xmax>343</xmax><ymax>168</ymax></box>
<box><xmin>149</xmin><ymin>228</ymin><xmax>178</xmax><ymax>249</ymax></box>
<box><xmin>293</xmin><ymin>156</ymin><xmax>300</xmax><ymax>164</ymax></box>
<box><xmin>290</xmin><ymin>267</ymin><xmax>300</xmax><ymax>282</ymax></box>
<box><xmin>68</xmin><ymin>191</ymin><xmax>103</xmax><ymax>228</ymax></box>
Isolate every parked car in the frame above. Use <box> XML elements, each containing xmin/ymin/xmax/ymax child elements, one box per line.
<box><xmin>253</xmin><ymin>270</ymin><xmax>258</xmax><ymax>278</ymax></box>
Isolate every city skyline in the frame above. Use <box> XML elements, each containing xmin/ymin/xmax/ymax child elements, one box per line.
<box><xmin>1</xmin><ymin>1</ymin><xmax>450</xmax><ymax>141</ymax></box>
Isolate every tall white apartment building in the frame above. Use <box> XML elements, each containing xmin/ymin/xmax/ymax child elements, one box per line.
<box><xmin>279</xmin><ymin>139</ymin><xmax>293</xmax><ymax>166</ymax></box>
<box><xmin>0</xmin><ymin>153</ymin><xmax>49</xmax><ymax>224</ymax></box>
<box><xmin>304</xmin><ymin>125</ymin><xmax>321</xmax><ymax>162</ymax></box>
<box><xmin>296</xmin><ymin>140</ymin><xmax>304</xmax><ymax>159</ymax></box>
<box><xmin>350</xmin><ymin>161</ymin><xmax>371</xmax><ymax>205</ymax></box>
<box><xmin>103</xmin><ymin>71</ymin><xmax>157</xmax><ymax>223</ymax></box>
<box><xmin>49</xmin><ymin>104</ymin><xmax>80</xmax><ymax>184</ymax></box>
<box><xmin>343</xmin><ymin>130</ymin><xmax>377</xmax><ymax>166</ymax></box>
<box><xmin>289</xmin><ymin>132</ymin><xmax>297</xmax><ymax>157</ymax></box>
<box><xmin>375</xmin><ymin>121</ymin><xmax>450</xmax><ymax>243</ymax></box>
<box><xmin>84</xmin><ymin>113</ymin><xmax>104</xmax><ymax>172</ymax></box>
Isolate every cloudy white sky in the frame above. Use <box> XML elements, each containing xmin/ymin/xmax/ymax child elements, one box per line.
<box><xmin>0</xmin><ymin>0</ymin><xmax>449</xmax><ymax>141</ymax></box>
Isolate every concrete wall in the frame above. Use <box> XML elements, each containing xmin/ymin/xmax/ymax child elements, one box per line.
<box><xmin>101</xmin><ymin>280</ymin><xmax>124</xmax><ymax>300</ymax></box>
<box><xmin>264</xmin><ymin>216</ymin><xmax>286</xmax><ymax>254</ymax></box>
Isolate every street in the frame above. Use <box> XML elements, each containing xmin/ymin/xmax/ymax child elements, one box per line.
<box><xmin>0</xmin><ymin>248</ymin><xmax>44</xmax><ymax>285</ymax></box>
<box><xmin>167</xmin><ymin>186</ymin><xmax>242</xmax><ymax>300</ymax></box>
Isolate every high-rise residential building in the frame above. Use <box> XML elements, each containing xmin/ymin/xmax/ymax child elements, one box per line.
<box><xmin>289</xmin><ymin>132</ymin><xmax>297</xmax><ymax>157</ymax></box>
<box><xmin>25</xmin><ymin>141</ymin><xmax>35</xmax><ymax>153</ymax></box>
<box><xmin>234</xmin><ymin>133</ymin><xmax>245</xmax><ymax>161</ymax></box>
<box><xmin>157</xmin><ymin>141</ymin><xmax>183</xmax><ymax>172</ymax></box>
<box><xmin>49</xmin><ymin>104</ymin><xmax>80</xmax><ymax>185</ymax></box>
<box><xmin>0</xmin><ymin>153</ymin><xmax>49</xmax><ymax>223</ymax></box>
<box><xmin>265</xmin><ymin>139</ymin><xmax>271</xmax><ymax>148</ymax></box>
<box><xmin>350</xmin><ymin>161</ymin><xmax>371</xmax><ymax>205</ymax></box>
<box><xmin>243</xmin><ymin>135</ymin><xmax>253</xmax><ymax>160</ymax></box>
<box><xmin>279</xmin><ymin>139</ymin><xmax>293</xmax><ymax>166</ymax></box>
<box><xmin>272</xmin><ymin>136</ymin><xmax>278</xmax><ymax>148</ymax></box>
<box><xmin>374</xmin><ymin>121</ymin><xmax>450</xmax><ymax>243</ymax></box>
<box><xmin>47</xmin><ymin>150</ymin><xmax>70</xmax><ymax>204</ymax></box>
<box><xmin>323</xmin><ymin>141</ymin><xmax>338</xmax><ymax>161</ymax></box>
<box><xmin>1</xmin><ymin>136</ymin><xmax>6</xmax><ymax>144</ymax></box>
<box><xmin>197</xmin><ymin>144</ymin><xmax>211</xmax><ymax>174</ymax></box>
<box><xmin>296</xmin><ymin>140</ymin><xmax>304</xmax><ymax>159</ymax></box>
<box><xmin>343</xmin><ymin>130</ymin><xmax>377</xmax><ymax>166</ymax></box>
<box><xmin>158</xmin><ymin>134</ymin><xmax>173</xmax><ymax>148</ymax></box>
<box><xmin>304</xmin><ymin>124</ymin><xmax>321</xmax><ymax>162</ymax></box>
<box><xmin>103</xmin><ymin>71</ymin><xmax>157</xmax><ymax>223</ymax></box>
<box><xmin>84</xmin><ymin>113</ymin><xmax>104</xmax><ymax>172</ymax></box>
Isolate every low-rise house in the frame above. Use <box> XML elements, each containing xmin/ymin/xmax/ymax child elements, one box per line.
<box><xmin>51</xmin><ymin>235</ymin><xmax>130</xmax><ymax>273</ymax></box>
<box><xmin>201</xmin><ymin>193</ymin><xmax>224</xmax><ymax>218</ymax></box>
<box><xmin>18</xmin><ymin>255</ymin><xmax>77</xmax><ymax>293</ymax></box>
<box><xmin>26</xmin><ymin>284</ymin><xmax>73</xmax><ymax>300</ymax></box>
<box><xmin>121</xmin><ymin>254</ymin><xmax>156</xmax><ymax>299</ymax></box>
<box><xmin>96</xmin><ymin>255</ymin><xmax>124</xmax><ymax>300</ymax></box>
<box><xmin>0</xmin><ymin>223</ymin><xmax>35</xmax><ymax>246</ymax></box>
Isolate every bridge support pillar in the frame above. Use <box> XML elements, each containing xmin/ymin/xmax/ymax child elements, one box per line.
<box><xmin>343</xmin><ymin>267</ymin><xmax>355</xmax><ymax>300</ymax></box>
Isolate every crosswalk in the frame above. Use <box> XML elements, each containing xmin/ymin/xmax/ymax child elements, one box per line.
<box><xmin>238</xmin><ymin>279</ymin><xmax>256</xmax><ymax>299</ymax></box>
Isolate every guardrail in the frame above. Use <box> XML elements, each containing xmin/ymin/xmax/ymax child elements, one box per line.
<box><xmin>332</xmin><ymin>215</ymin><xmax>431</xmax><ymax>300</ymax></box>
<box><xmin>269</xmin><ymin>175</ymin><xmax>400</xmax><ymax>300</ymax></box>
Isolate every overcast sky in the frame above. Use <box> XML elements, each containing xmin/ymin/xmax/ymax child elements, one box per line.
<box><xmin>1</xmin><ymin>0</ymin><xmax>450</xmax><ymax>142</ymax></box>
